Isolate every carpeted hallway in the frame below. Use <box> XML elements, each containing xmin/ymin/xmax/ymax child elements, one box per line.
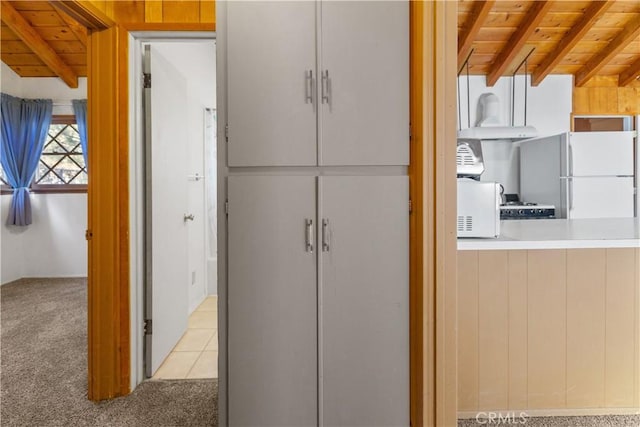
<box><xmin>1</xmin><ymin>278</ymin><xmax>217</xmax><ymax>427</ymax></box>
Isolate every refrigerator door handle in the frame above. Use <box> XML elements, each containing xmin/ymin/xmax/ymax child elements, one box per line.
<box><xmin>568</xmin><ymin>142</ymin><xmax>574</xmax><ymax>177</ymax></box>
<box><xmin>568</xmin><ymin>178</ymin><xmax>573</xmax><ymax>213</ymax></box>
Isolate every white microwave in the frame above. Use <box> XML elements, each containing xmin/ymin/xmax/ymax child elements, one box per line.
<box><xmin>457</xmin><ymin>179</ymin><xmax>501</xmax><ymax>238</ymax></box>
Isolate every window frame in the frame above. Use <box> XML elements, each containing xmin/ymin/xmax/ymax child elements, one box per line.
<box><xmin>1</xmin><ymin>114</ymin><xmax>88</xmax><ymax>195</ymax></box>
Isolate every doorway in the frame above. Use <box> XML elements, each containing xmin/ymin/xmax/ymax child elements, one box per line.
<box><xmin>128</xmin><ymin>33</ymin><xmax>217</xmax><ymax>387</ymax></box>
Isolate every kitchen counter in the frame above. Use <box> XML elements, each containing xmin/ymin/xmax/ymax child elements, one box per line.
<box><xmin>458</xmin><ymin>218</ymin><xmax>640</xmax><ymax>250</ymax></box>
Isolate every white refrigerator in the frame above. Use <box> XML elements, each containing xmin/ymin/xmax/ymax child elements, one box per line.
<box><xmin>520</xmin><ymin>131</ymin><xmax>636</xmax><ymax>219</ymax></box>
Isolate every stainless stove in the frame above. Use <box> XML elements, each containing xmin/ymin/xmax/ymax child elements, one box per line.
<box><xmin>500</xmin><ymin>202</ymin><xmax>555</xmax><ymax>220</ymax></box>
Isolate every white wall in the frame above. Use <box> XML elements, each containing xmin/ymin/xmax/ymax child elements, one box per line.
<box><xmin>1</xmin><ymin>63</ymin><xmax>23</xmax><ymax>97</ymax></box>
<box><xmin>458</xmin><ymin>75</ymin><xmax>573</xmax><ymax>194</ymax></box>
<box><xmin>1</xmin><ymin>194</ymin><xmax>87</xmax><ymax>283</ymax></box>
<box><xmin>0</xmin><ymin>70</ymin><xmax>88</xmax><ymax>284</ymax></box>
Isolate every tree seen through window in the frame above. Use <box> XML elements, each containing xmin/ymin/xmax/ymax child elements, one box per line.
<box><xmin>35</xmin><ymin>123</ymin><xmax>87</xmax><ymax>185</ymax></box>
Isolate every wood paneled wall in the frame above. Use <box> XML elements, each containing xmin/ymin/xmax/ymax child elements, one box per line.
<box><xmin>87</xmin><ymin>0</ymin><xmax>215</xmax><ymax>24</ymax></box>
<box><xmin>458</xmin><ymin>248</ymin><xmax>640</xmax><ymax>415</ymax></box>
<box><xmin>573</xmin><ymin>76</ymin><xmax>640</xmax><ymax>115</ymax></box>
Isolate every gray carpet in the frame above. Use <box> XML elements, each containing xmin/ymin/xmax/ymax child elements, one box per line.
<box><xmin>1</xmin><ymin>278</ymin><xmax>217</xmax><ymax>427</ymax></box>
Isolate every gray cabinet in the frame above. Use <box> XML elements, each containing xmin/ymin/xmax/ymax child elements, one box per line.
<box><xmin>227</xmin><ymin>2</ymin><xmax>317</xmax><ymax>167</ymax></box>
<box><xmin>228</xmin><ymin>176</ymin><xmax>318</xmax><ymax>426</ymax></box>
<box><xmin>227</xmin><ymin>175</ymin><xmax>409</xmax><ymax>426</ymax></box>
<box><xmin>319</xmin><ymin>176</ymin><xmax>409</xmax><ymax>426</ymax></box>
<box><xmin>226</xmin><ymin>1</ymin><xmax>409</xmax><ymax>167</ymax></box>
<box><xmin>319</xmin><ymin>2</ymin><xmax>409</xmax><ymax>166</ymax></box>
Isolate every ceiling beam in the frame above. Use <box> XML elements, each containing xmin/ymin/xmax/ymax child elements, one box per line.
<box><xmin>618</xmin><ymin>57</ymin><xmax>640</xmax><ymax>87</ymax></box>
<box><xmin>0</xmin><ymin>1</ymin><xmax>78</xmax><ymax>88</ymax></box>
<box><xmin>49</xmin><ymin>2</ymin><xmax>88</xmax><ymax>47</ymax></box>
<box><xmin>575</xmin><ymin>14</ymin><xmax>640</xmax><ymax>87</ymax></box>
<box><xmin>531</xmin><ymin>1</ymin><xmax>612</xmax><ymax>86</ymax></box>
<box><xmin>485</xmin><ymin>0</ymin><xmax>554</xmax><ymax>87</ymax></box>
<box><xmin>458</xmin><ymin>0</ymin><xmax>495</xmax><ymax>69</ymax></box>
<box><xmin>49</xmin><ymin>1</ymin><xmax>114</xmax><ymax>30</ymax></box>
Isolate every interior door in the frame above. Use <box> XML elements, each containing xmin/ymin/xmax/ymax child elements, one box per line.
<box><xmin>227</xmin><ymin>1</ymin><xmax>317</xmax><ymax>166</ymax></box>
<box><xmin>319</xmin><ymin>175</ymin><xmax>409</xmax><ymax>426</ymax></box>
<box><xmin>319</xmin><ymin>1</ymin><xmax>409</xmax><ymax>166</ymax></box>
<box><xmin>145</xmin><ymin>44</ymin><xmax>190</xmax><ymax>376</ymax></box>
<box><xmin>228</xmin><ymin>175</ymin><xmax>318</xmax><ymax>426</ymax></box>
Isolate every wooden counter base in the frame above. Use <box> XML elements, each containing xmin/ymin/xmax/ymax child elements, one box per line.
<box><xmin>458</xmin><ymin>248</ymin><xmax>640</xmax><ymax>414</ymax></box>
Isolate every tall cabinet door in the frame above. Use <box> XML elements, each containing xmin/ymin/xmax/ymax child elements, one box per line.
<box><xmin>319</xmin><ymin>1</ymin><xmax>409</xmax><ymax>166</ymax></box>
<box><xmin>227</xmin><ymin>2</ymin><xmax>317</xmax><ymax>167</ymax></box>
<box><xmin>319</xmin><ymin>176</ymin><xmax>410</xmax><ymax>426</ymax></box>
<box><xmin>228</xmin><ymin>176</ymin><xmax>318</xmax><ymax>426</ymax></box>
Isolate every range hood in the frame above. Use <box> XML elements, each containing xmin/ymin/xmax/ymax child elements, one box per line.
<box><xmin>457</xmin><ymin>125</ymin><xmax>538</xmax><ymax>141</ymax></box>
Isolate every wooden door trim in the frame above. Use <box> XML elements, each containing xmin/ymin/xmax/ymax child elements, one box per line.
<box><xmin>87</xmin><ymin>23</ymin><xmax>130</xmax><ymax>400</ymax></box>
<box><xmin>86</xmin><ymin>7</ymin><xmax>216</xmax><ymax>401</ymax></box>
<box><xmin>121</xmin><ymin>22</ymin><xmax>215</xmax><ymax>32</ymax></box>
<box><xmin>409</xmin><ymin>1</ymin><xmax>425</xmax><ymax>424</ymax></box>
<box><xmin>409</xmin><ymin>2</ymin><xmax>458</xmax><ymax>425</ymax></box>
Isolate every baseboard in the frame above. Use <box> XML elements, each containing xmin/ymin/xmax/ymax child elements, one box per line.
<box><xmin>1</xmin><ymin>276</ymin><xmax>88</xmax><ymax>286</ymax></box>
<box><xmin>458</xmin><ymin>407</ymin><xmax>640</xmax><ymax>419</ymax></box>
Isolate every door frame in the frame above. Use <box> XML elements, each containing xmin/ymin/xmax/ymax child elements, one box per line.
<box><xmin>127</xmin><ymin>31</ymin><xmax>216</xmax><ymax>388</ymax></box>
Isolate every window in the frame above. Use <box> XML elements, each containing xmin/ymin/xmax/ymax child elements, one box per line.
<box><xmin>0</xmin><ymin>115</ymin><xmax>87</xmax><ymax>193</ymax></box>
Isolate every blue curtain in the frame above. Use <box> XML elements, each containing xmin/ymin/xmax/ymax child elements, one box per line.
<box><xmin>71</xmin><ymin>99</ymin><xmax>88</xmax><ymax>168</ymax></box>
<box><xmin>0</xmin><ymin>93</ymin><xmax>53</xmax><ymax>226</ymax></box>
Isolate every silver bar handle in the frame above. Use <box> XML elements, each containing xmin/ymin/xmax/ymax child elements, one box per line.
<box><xmin>305</xmin><ymin>70</ymin><xmax>313</xmax><ymax>104</ymax></box>
<box><xmin>322</xmin><ymin>218</ymin><xmax>330</xmax><ymax>252</ymax></box>
<box><xmin>568</xmin><ymin>178</ymin><xmax>573</xmax><ymax>213</ymax></box>
<box><xmin>305</xmin><ymin>219</ymin><xmax>314</xmax><ymax>253</ymax></box>
<box><xmin>321</xmin><ymin>70</ymin><xmax>330</xmax><ymax>104</ymax></box>
<box><xmin>568</xmin><ymin>142</ymin><xmax>574</xmax><ymax>177</ymax></box>
<box><xmin>184</xmin><ymin>213</ymin><xmax>194</xmax><ymax>222</ymax></box>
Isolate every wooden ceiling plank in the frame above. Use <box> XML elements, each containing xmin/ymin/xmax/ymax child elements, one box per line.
<box><xmin>486</xmin><ymin>0</ymin><xmax>555</xmax><ymax>86</ymax></box>
<box><xmin>458</xmin><ymin>1</ymin><xmax>496</xmax><ymax>67</ymax></box>
<box><xmin>10</xmin><ymin>2</ymin><xmax>55</xmax><ymax>12</ymax></box>
<box><xmin>17</xmin><ymin>11</ymin><xmax>65</xmax><ymax>26</ymax></box>
<box><xmin>34</xmin><ymin>27</ymin><xmax>79</xmax><ymax>41</ymax></box>
<box><xmin>1</xmin><ymin>40</ymin><xmax>33</xmax><ymax>54</ymax></box>
<box><xmin>1</xmin><ymin>53</ymin><xmax>46</xmax><ymax>66</ymax></box>
<box><xmin>0</xmin><ymin>1</ymin><xmax>78</xmax><ymax>88</ymax></box>
<box><xmin>48</xmin><ymin>40</ymin><xmax>86</xmax><ymax>53</ymax></box>
<box><xmin>49</xmin><ymin>2</ymin><xmax>89</xmax><ymax>47</ymax></box>
<box><xmin>575</xmin><ymin>14</ymin><xmax>640</xmax><ymax>86</ymax></box>
<box><xmin>619</xmin><ymin>57</ymin><xmax>640</xmax><ymax>87</ymax></box>
<box><xmin>531</xmin><ymin>1</ymin><xmax>613</xmax><ymax>86</ymax></box>
<box><xmin>10</xmin><ymin>65</ymin><xmax>57</xmax><ymax>77</ymax></box>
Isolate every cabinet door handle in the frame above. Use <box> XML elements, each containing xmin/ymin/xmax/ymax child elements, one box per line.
<box><xmin>305</xmin><ymin>219</ymin><xmax>314</xmax><ymax>253</ymax></box>
<box><xmin>305</xmin><ymin>70</ymin><xmax>313</xmax><ymax>104</ymax></box>
<box><xmin>321</xmin><ymin>70</ymin><xmax>330</xmax><ymax>104</ymax></box>
<box><xmin>322</xmin><ymin>218</ymin><xmax>330</xmax><ymax>252</ymax></box>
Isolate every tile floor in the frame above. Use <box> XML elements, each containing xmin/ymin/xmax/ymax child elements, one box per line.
<box><xmin>152</xmin><ymin>296</ymin><xmax>218</xmax><ymax>380</ymax></box>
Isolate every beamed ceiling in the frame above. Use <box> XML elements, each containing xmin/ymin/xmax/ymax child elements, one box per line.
<box><xmin>458</xmin><ymin>0</ymin><xmax>640</xmax><ymax>87</ymax></box>
<box><xmin>0</xmin><ymin>1</ymin><xmax>639</xmax><ymax>89</ymax></box>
